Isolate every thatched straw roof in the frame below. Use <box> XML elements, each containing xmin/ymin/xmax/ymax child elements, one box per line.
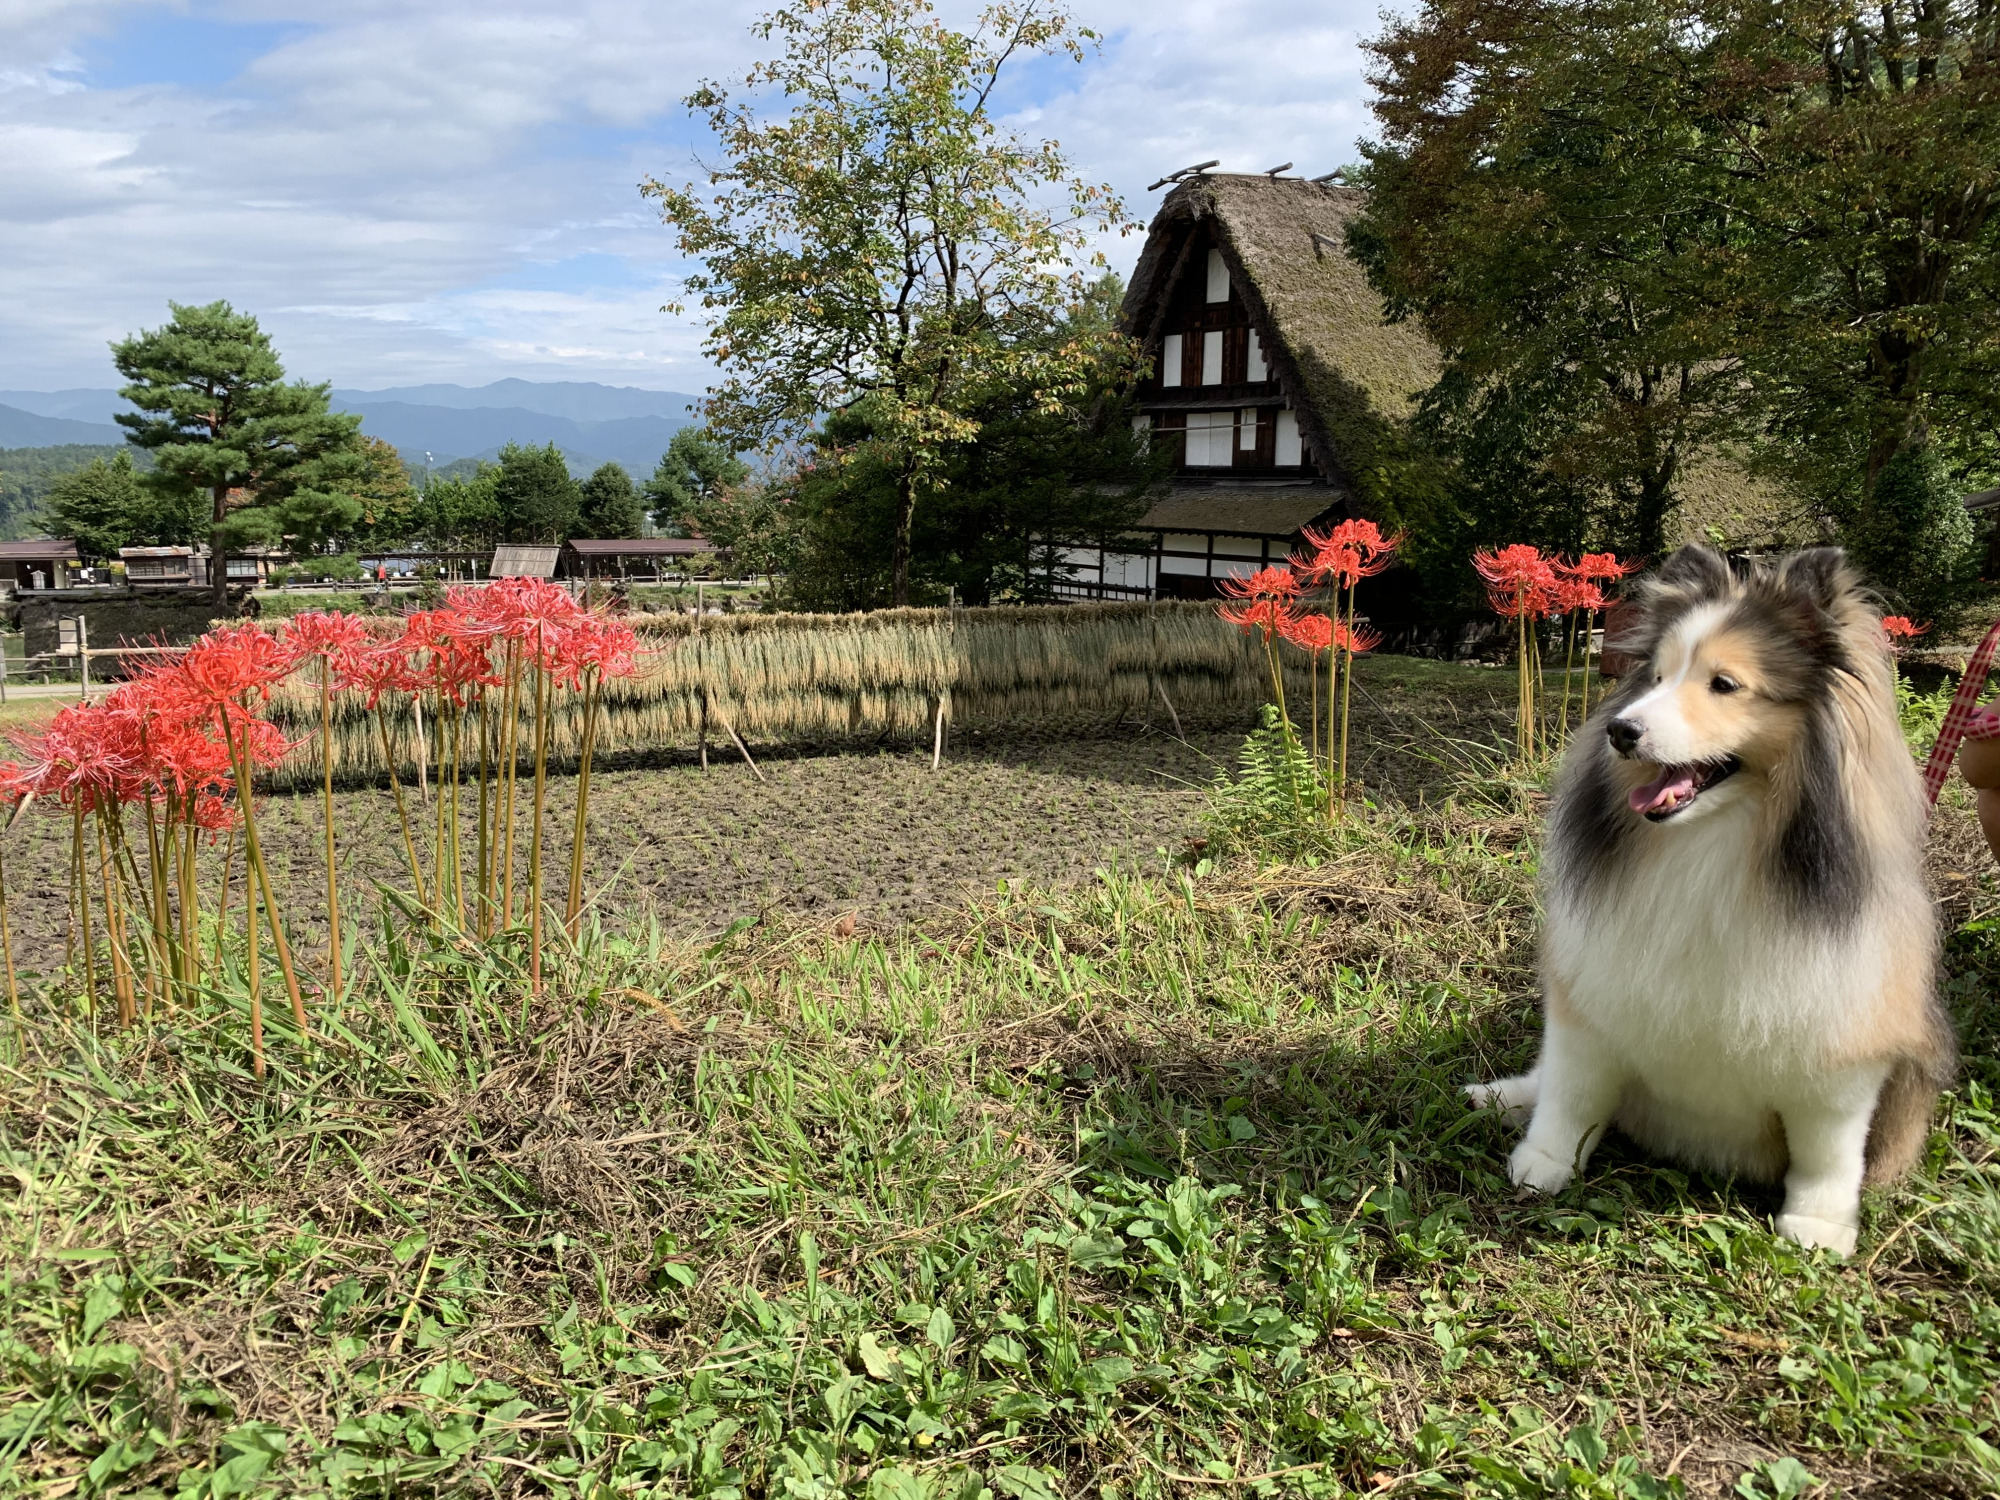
<box><xmin>1672</xmin><ymin>445</ymin><xmax>1817</xmax><ymax>550</ymax></box>
<box><xmin>1137</xmin><ymin>483</ymin><xmax>1340</xmax><ymax>538</ymax></box>
<box><xmin>1125</xmin><ymin>175</ymin><xmax>1439</xmax><ymax>496</ymax></box>
<box><xmin>1125</xmin><ymin>173</ymin><xmax>1809</xmax><ymax>547</ymax></box>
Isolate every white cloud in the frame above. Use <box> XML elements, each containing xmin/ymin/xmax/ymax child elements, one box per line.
<box><xmin>0</xmin><ymin>0</ymin><xmax>1388</xmax><ymax>391</ymax></box>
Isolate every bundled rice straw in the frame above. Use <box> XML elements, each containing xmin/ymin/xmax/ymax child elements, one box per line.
<box><xmin>256</xmin><ymin>601</ymin><xmax>1280</xmax><ymax>786</ymax></box>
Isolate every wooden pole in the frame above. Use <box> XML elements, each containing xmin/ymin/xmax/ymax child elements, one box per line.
<box><xmin>77</xmin><ymin>616</ymin><xmax>90</xmax><ymax>699</ymax></box>
<box><xmin>707</xmin><ymin>700</ymin><xmax>765</xmax><ymax>781</ymax></box>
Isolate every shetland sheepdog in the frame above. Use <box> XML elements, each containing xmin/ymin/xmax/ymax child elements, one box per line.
<box><xmin>1469</xmin><ymin>545</ymin><xmax>1954</xmax><ymax>1254</ymax></box>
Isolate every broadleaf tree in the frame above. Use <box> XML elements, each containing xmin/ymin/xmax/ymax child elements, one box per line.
<box><xmin>43</xmin><ymin>451</ymin><xmax>207</xmax><ymax>562</ymax></box>
<box><xmin>491</xmin><ymin>443</ymin><xmax>582</xmax><ymax>543</ymax></box>
<box><xmin>1350</xmin><ymin>0</ymin><xmax>1749</xmax><ymax>563</ymax></box>
<box><xmin>1353</xmin><ymin>0</ymin><xmax>2000</xmax><ymax>617</ymax></box>
<box><xmin>112</xmin><ymin>300</ymin><xmax>366</xmax><ymax>601</ymax></box>
<box><xmin>645</xmin><ymin>0</ymin><xmax>1137</xmax><ymax>605</ymax></box>
<box><xmin>349</xmin><ymin>436</ymin><xmax>422</xmax><ymax>549</ymax></box>
<box><xmin>780</xmin><ymin>275</ymin><xmax>1161</xmax><ymax>609</ymax></box>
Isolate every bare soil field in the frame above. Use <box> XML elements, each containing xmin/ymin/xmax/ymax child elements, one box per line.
<box><xmin>0</xmin><ymin>655</ymin><xmax>1519</xmax><ymax>966</ymax></box>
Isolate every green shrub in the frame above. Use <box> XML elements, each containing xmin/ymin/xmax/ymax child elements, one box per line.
<box><xmin>269</xmin><ymin>553</ymin><xmax>364</xmax><ymax>586</ymax></box>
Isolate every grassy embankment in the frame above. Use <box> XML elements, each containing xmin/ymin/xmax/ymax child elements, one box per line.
<box><xmin>0</xmin><ymin>660</ymin><xmax>1996</xmax><ymax>1499</ymax></box>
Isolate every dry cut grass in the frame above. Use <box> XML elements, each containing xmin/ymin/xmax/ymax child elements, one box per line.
<box><xmin>253</xmin><ymin>603</ymin><xmax>1294</xmax><ymax>789</ymax></box>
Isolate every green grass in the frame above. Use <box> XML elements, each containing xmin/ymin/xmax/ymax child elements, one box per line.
<box><xmin>1</xmin><ymin>760</ymin><xmax>1996</xmax><ymax>1498</ymax></box>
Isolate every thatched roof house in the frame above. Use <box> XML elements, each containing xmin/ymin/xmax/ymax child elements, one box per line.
<box><xmin>1056</xmin><ymin>168</ymin><xmax>1797</xmax><ymax>604</ymax></box>
<box><xmin>1059</xmin><ymin>172</ymin><xmax>1437</xmax><ymax>600</ymax></box>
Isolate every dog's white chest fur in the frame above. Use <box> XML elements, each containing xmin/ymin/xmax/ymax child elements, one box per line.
<box><xmin>1542</xmin><ymin>804</ymin><xmax>1883</xmax><ymax>1156</ymax></box>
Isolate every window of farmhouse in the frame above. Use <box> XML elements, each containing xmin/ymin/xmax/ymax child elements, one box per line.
<box><xmin>1184</xmin><ymin>411</ymin><xmax>1233</xmax><ymax>467</ymax></box>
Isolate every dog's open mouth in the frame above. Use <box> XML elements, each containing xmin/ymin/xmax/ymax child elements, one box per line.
<box><xmin>1629</xmin><ymin>756</ymin><xmax>1741</xmax><ymax>820</ymax></box>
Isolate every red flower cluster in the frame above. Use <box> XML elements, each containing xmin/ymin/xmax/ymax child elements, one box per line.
<box><xmin>1472</xmin><ymin>545</ymin><xmax>1560</xmax><ymax>619</ymax></box>
<box><xmin>1881</xmin><ymin>615</ymin><xmax>1929</xmax><ymax>654</ymax></box>
<box><xmin>2</xmin><ymin>649</ymin><xmax>291</xmax><ymax>827</ymax></box>
<box><xmin>1</xmin><ymin>581</ymin><xmax>640</xmax><ymax>827</ymax></box>
<box><xmin>1218</xmin><ymin>566</ymin><xmax>1304</xmax><ymax>641</ymax></box>
<box><xmin>1473</xmin><ymin>546</ymin><xmax>1635</xmax><ymax>620</ymax></box>
<box><xmin>1278</xmin><ymin>614</ymin><xmax>1381</xmax><ymax>656</ymax></box>
<box><xmin>1296</xmin><ymin>519</ymin><xmax>1401</xmax><ymax>589</ymax></box>
<box><xmin>1215</xmin><ymin>522</ymin><xmax>1402</xmax><ymax>648</ymax></box>
<box><xmin>440</xmin><ymin>577</ymin><xmax>640</xmax><ymax>685</ymax></box>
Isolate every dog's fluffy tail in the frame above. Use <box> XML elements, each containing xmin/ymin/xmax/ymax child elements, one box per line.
<box><xmin>1863</xmin><ymin>1058</ymin><xmax>1942</xmax><ymax>1185</ymax></box>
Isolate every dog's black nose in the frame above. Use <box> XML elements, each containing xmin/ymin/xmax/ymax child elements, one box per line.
<box><xmin>1606</xmin><ymin>717</ymin><xmax>1644</xmax><ymax>755</ymax></box>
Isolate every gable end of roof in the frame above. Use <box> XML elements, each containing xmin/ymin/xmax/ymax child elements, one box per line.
<box><xmin>1123</xmin><ymin>175</ymin><xmax>1440</xmax><ymax>514</ymax></box>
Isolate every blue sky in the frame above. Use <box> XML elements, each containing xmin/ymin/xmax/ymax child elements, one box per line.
<box><xmin>2</xmin><ymin>0</ymin><xmax>1386</xmax><ymax>392</ymax></box>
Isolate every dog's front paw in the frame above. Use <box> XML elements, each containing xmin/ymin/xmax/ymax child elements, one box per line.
<box><xmin>1465</xmin><ymin>1073</ymin><xmax>1539</xmax><ymax>1123</ymax></box>
<box><xmin>1776</xmin><ymin>1212</ymin><xmax>1858</xmax><ymax>1256</ymax></box>
<box><xmin>1508</xmin><ymin>1140</ymin><xmax>1573</xmax><ymax>1195</ymax></box>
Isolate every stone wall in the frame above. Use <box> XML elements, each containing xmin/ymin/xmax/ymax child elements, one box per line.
<box><xmin>9</xmin><ymin>587</ymin><xmax>245</xmax><ymax>677</ymax></box>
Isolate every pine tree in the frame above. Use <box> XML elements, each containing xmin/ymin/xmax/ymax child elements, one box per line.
<box><xmin>112</xmin><ymin>301</ymin><xmax>365</xmax><ymax>600</ymax></box>
<box><xmin>492</xmin><ymin>443</ymin><xmax>582</xmax><ymax>543</ymax></box>
<box><xmin>644</xmin><ymin>427</ymin><xmax>749</xmax><ymax>535</ymax></box>
<box><xmin>579</xmin><ymin>462</ymin><xmax>645</xmax><ymax>537</ymax></box>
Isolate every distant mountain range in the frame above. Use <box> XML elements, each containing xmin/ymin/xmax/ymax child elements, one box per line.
<box><xmin>0</xmin><ymin>403</ymin><xmax>125</xmax><ymax>448</ymax></box>
<box><xmin>0</xmin><ymin>381</ymin><xmax>703</xmax><ymax>477</ymax></box>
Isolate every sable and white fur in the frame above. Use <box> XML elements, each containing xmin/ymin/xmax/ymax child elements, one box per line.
<box><xmin>1470</xmin><ymin>545</ymin><xmax>1954</xmax><ymax>1254</ymax></box>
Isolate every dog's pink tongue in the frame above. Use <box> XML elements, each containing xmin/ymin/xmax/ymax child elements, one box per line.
<box><xmin>1630</xmin><ymin>765</ymin><xmax>1697</xmax><ymax>815</ymax></box>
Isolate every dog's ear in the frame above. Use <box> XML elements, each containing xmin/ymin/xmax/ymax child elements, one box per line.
<box><xmin>1652</xmin><ymin>544</ymin><xmax>1731</xmax><ymax>597</ymax></box>
<box><xmin>1775</xmin><ymin>547</ymin><xmax>1849</xmax><ymax>611</ymax></box>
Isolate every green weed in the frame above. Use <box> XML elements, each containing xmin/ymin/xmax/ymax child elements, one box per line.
<box><xmin>0</xmin><ymin>768</ymin><xmax>1995</xmax><ymax>1497</ymax></box>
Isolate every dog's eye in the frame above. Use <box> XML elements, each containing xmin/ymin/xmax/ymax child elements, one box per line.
<box><xmin>1710</xmin><ymin>674</ymin><xmax>1740</xmax><ymax>694</ymax></box>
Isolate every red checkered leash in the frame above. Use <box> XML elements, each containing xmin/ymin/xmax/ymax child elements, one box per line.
<box><xmin>1919</xmin><ymin>616</ymin><xmax>2000</xmax><ymax>812</ymax></box>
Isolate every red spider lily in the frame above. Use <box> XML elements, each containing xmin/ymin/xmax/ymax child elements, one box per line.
<box><xmin>1568</xmin><ymin>551</ymin><xmax>1637</xmax><ymax>583</ymax></box>
<box><xmin>1219</xmin><ymin>565</ymin><xmax>1303</xmax><ymax>602</ymax></box>
<box><xmin>1335</xmin><ymin>620</ymin><xmax>1383</xmax><ymax>655</ymax></box>
<box><xmin>179</xmin><ymin>622</ymin><xmax>293</xmax><ymax>719</ymax></box>
<box><xmin>458</xmin><ymin>575</ymin><xmax>587</xmax><ymax>667</ymax></box>
<box><xmin>191</xmin><ymin>792</ymin><xmax>241</xmax><ymax>835</ymax></box>
<box><xmin>337</xmin><ymin>639</ymin><xmax>422</xmax><ymax>706</ymax></box>
<box><xmin>283</xmin><ymin>610</ymin><xmax>373</xmax><ymax>673</ymax></box>
<box><xmin>1550</xmin><ymin>572</ymin><xmax>1607</xmax><ymax>616</ymax></box>
<box><xmin>1881</xmin><ymin>615</ymin><xmax>1929</xmax><ymax>642</ymax></box>
<box><xmin>549</xmin><ymin>616</ymin><xmax>640</xmax><ymax>689</ymax></box>
<box><xmin>103</xmin><ymin>672</ymin><xmax>240</xmax><ymax>800</ymax></box>
<box><xmin>1219</xmin><ymin>596</ymin><xmax>1300</xmax><ymax>641</ymax></box>
<box><xmin>397</xmin><ymin>611</ymin><xmax>504</xmax><ymax>706</ymax></box>
<box><xmin>1475</xmin><ymin>544</ymin><xmax>1562</xmax><ymax>761</ymax></box>
<box><xmin>8</xmin><ymin>701</ymin><xmax>150</xmax><ymax>811</ymax></box>
<box><xmin>1473</xmin><ymin>544</ymin><xmax>1560</xmax><ymax>619</ymax></box>
<box><xmin>1281</xmin><ymin>612</ymin><xmax>1335</xmax><ymax>654</ymax></box>
<box><xmin>1296</xmin><ymin>520</ymin><xmax>1401</xmax><ymax>588</ymax></box>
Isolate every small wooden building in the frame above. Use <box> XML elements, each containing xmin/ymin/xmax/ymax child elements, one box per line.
<box><xmin>1056</xmin><ymin>171</ymin><xmax>1437</xmax><ymax>600</ymax></box>
<box><xmin>0</xmin><ymin>539</ymin><xmax>81</xmax><ymax>592</ymax></box>
<box><xmin>120</xmin><ymin>546</ymin><xmax>197</xmax><ymax>586</ymax></box>
<box><xmin>560</xmin><ymin>537</ymin><xmax>715</xmax><ymax>580</ymax></box>
<box><xmin>491</xmin><ymin>544</ymin><xmax>560</xmax><ymax>580</ymax></box>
